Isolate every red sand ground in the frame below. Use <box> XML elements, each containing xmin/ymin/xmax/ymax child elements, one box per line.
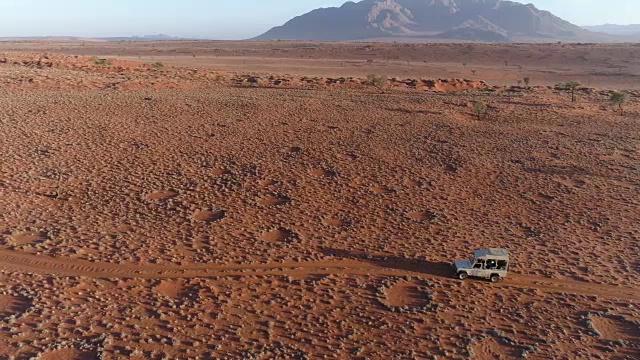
<box><xmin>0</xmin><ymin>42</ymin><xmax>639</xmax><ymax>359</ymax></box>
<box><xmin>2</xmin><ymin>41</ymin><xmax>640</xmax><ymax>88</ymax></box>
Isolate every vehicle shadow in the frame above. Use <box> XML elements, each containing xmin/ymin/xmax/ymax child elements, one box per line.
<box><xmin>321</xmin><ymin>248</ymin><xmax>453</xmax><ymax>279</ymax></box>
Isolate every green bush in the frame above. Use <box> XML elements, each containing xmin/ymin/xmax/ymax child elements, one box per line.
<box><xmin>610</xmin><ymin>91</ymin><xmax>630</xmax><ymax>114</ymax></box>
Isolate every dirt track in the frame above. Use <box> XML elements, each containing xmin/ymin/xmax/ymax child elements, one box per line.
<box><xmin>1</xmin><ymin>250</ymin><xmax>638</xmax><ymax>301</ymax></box>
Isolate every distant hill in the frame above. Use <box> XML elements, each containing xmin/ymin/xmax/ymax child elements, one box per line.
<box><xmin>583</xmin><ymin>24</ymin><xmax>640</xmax><ymax>36</ymax></box>
<box><xmin>98</xmin><ymin>34</ymin><xmax>187</xmax><ymax>42</ymax></box>
<box><xmin>0</xmin><ymin>34</ymin><xmax>187</xmax><ymax>42</ymax></box>
<box><xmin>0</xmin><ymin>36</ymin><xmax>89</xmax><ymax>41</ymax></box>
<box><xmin>253</xmin><ymin>0</ymin><xmax>608</xmax><ymax>42</ymax></box>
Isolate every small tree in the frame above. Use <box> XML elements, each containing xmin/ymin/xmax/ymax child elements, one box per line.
<box><xmin>557</xmin><ymin>81</ymin><xmax>581</xmax><ymax>103</ymax></box>
<box><xmin>567</xmin><ymin>81</ymin><xmax>581</xmax><ymax>102</ymax></box>
<box><xmin>366</xmin><ymin>74</ymin><xmax>388</xmax><ymax>93</ymax></box>
<box><xmin>610</xmin><ymin>91</ymin><xmax>629</xmax><ymax>115</ymax></box>
<box><xmin>471</xmin><ymin>69</ymin><xmax>477</xmax><ymax>76</ymax></box>
<box><xmin>523</xmin><ymin>77</ymin><xmax>530</xmax><ymax>87</ymax></box>
<box><xmin>473</xmin><ymin>100</ymin><xmax>488</xmax><ymax>120</ymax></box>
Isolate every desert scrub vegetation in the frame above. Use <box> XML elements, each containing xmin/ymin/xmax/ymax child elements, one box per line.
<box><xmin>610</xmin><ymin>91</ymin><xmax>629</xmax><ymax>114</ymax></box>
<box><xmin>365</xmin><ymin>74</ymin><xmax>388</xmax><ymax>93</ymax></box>
<box><xmin>151</xmin><ymin>62</ymin><xmax>165</xmax><ymax>69</ymax></box>
<box><xmin>473</xmin><ymin>99</ymin><xmax>488</xmax><ymax>120</ymax></box>
<box><xmin>90</xmin><ymin>57</ymin><xmax>112</xmax><ymax>66</ymax></box>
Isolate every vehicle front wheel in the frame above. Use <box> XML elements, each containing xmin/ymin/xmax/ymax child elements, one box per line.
<box><xmin>457</xmin><ymin>272</ymin><xmax>468</xmax><ymax>280</ymax></box>
<box><xmin>490</xmin><ymin>274</ymin><xmax>500</xmax><ymax>283</ymax></box>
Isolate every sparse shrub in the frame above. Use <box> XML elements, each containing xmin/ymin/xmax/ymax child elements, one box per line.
<box><xmin>523</xmin><ymin>77</ymin><xmax>531</xmax><ymax>87</ymax></box>
<box><xmin>471</xmin><ymin>69</ymin><xmax>477</xmax><ymax>76</ymax></box>
<box><xmin>247</xmin><ymin>76</ymin><xmax>260</xmax><ymax>85</ymax></box>
<box><xmin>366</xmin><ymin>74</ymin><xmax>388</xmax><ymax>93</ymax></box>
<box><xmin>151</xmin><ymin>62</ymin><xmax>164</xmax><ymax>69</ymax></box>
<box><xmin>473</xmin><ymin>100</ymin><xmax>488</xmax><ymax>120</ymax></box>
<box><xmin>91</xmin><ymin>57</ymin><xmax>112</xmax><ymax>66</ymax></box>
<box><xmin>610</xmin><ymin>91</ymin><xmax>629</xmax><ymax>114</ymax></box>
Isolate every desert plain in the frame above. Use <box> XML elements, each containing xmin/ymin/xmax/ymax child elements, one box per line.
<box><xmin>0</xmin><ymin>41</ymin><xmax>639</xmax><ymax>359</ymax></box>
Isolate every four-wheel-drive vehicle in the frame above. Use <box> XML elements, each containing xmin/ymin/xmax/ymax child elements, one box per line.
<box><xmin>454</xmin><ymin>248</ymin><xmax>510</xmax><ymax>282</ymax></box>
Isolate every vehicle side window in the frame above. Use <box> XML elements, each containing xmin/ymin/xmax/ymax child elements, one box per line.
<box><xmin>497</xmin><ymin>260</ymin><xmax>508</xmax><ymax>270</ymax></box>
<box><xmin>473</xmin><ymin>263</ymin><xmax>483</xmax><ymax>269</ymax></box>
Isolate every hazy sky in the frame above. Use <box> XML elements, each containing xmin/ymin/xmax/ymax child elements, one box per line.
<box><xmin>0</xmin><ymin>0</ymin><xmax>638</xmax><ymax>39</ymax></box>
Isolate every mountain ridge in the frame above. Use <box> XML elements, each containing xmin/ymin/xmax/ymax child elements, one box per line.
<box><xmin>583</xmin><ymin>24</ymin><xmax>640</xmax><ymax>36</ymax></box>
<box><xmin>253</xmin><ymin>0</ymin><xmax>605</xmax><ymax>42</ymax></box>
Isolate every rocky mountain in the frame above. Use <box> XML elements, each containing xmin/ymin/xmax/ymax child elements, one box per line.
<box><xmin>253</xmin><ymin>0</ymin><xmax>595</xmax><ymax>42</ymax></box>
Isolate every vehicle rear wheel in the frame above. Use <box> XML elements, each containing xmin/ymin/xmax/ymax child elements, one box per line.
<box><xmin>457</xmin><ymin>272</ymin><xmax>468</xmax><ymax>280</ymax></box>
<box><xmin>490</xmin><ymin>274</ymin><xmax>500</xmax><ymax>283</ymax></box>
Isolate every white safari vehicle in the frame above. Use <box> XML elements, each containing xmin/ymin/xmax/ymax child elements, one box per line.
<box><xmin>454</xmin><ymin>248</ymin><xmax>510</xmax><ymax>282</ymax></box>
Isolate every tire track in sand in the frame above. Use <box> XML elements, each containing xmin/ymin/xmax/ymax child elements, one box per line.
<box><xmin>0</xmin><ymin>249</ymin><xmax>637</xmax><ymax>301</ymax></box>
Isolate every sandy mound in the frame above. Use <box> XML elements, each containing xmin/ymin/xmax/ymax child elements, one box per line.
<box><xmin>8</xmin><ymin>231</ymin><xmax>46</xmax><ymax>246</ymax></box>
<box><xmin>383</xmin><ymin>280</ymin><xmax>431</xmax><ymax>308</ymax></box>
<box><xmin>322</xmin><ymin>217</ymin><xmax>348</xmax><ymax>228</ymax></box>
<box><xmin>370</xmin><ymin>185</ymin><xmax>393</xmax><ymax>194</ymax></box>
<box><xmin>260</xmin><ymin>228</ymin><xmax>297</xmax><ymax>243</ymax></box>
<box><xmin>211</xmin><ymin>168</ymin><xmax>231</xmax><ymax>176</ymax></box>
<box><xmin>403</xmin><ymin>178</ymin><xmax>421</xmax><ymax>187</ymax></box>
<box><xmin>407</xmin><ymin>211</ymin><xmax>437</xmax><ymax>222</ymax></box>
<box><xmin>471</xmin><ymin>337</ymin><xmax>521</xmax><ymax>359</ymax></box>
<box><xmin>38</xmin><ymin>348</ymin><xmax>96</xmax><ymax>360</ymax></box>
<box><xmin>144</xmin><ymin>190</ymin><xmax>179</xmax><ymax>201</ymax></box>
<box><xmin>591</xmin><ymin>315</ymin><xmax>640</xmax><ymax>341</ymax></box>
<box><xmin>153</xmin><ymin>280</ymin><xmax>185</xmax><ymax>299</ymax></box>
<box><xmin>256</xmin><ymin>195</ymin><xmax>290</xmax><ymax>207</ymax></box>
<box><xmin>554</xmin><ymin>178</ymin><xmax>587</xmax><ymax>188</ymax></box>
<box><xmin>192</xmin><ymin>210</ymin><xmax>225</xmax><ymax>222</ymax></box>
